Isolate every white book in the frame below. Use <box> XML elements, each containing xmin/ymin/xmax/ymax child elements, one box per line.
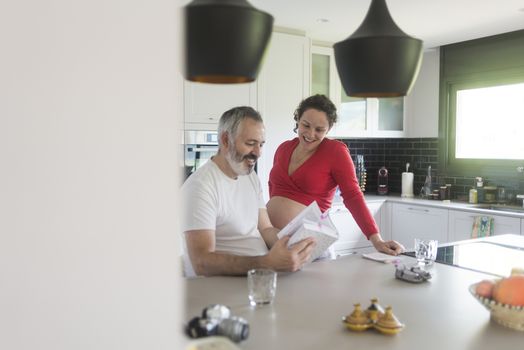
<box><xmin>277</xmin><ymin>201</ymin><xmax>339</xmax><ymax>263</ymax></box>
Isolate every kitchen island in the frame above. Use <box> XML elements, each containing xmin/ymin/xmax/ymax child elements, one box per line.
<box><xmin>184</xmin><ymin>235</ymin><xmax>524</xmax><ymax>349</ymax></box>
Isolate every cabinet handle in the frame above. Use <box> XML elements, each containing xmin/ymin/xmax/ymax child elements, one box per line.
<box><xmin>407</xmin><ymin>207</ymin><xmax>429</xmax><ymax>213</ymax></box>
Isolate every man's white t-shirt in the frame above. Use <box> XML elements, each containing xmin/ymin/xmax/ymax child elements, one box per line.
<box><xmin>181</xmin><ymin>160</ymin><xmax>269</xmax><ymax>260</ymax></box>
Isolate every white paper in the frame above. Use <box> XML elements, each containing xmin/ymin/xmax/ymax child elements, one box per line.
<box><xmin>362</xmin><ymin>252</ymin><xmax>402</xmax><ymax>264</ymax></box>
<box><xmin>277</xmin><ymin>201</ymin><xmax>339</xmax><ymax>263</ymax></box>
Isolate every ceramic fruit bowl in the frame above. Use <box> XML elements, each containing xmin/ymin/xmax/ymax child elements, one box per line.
<box><xmin>469</xmin><ymin>282</ymin><xmax>524</xmax><ymax>331</ymax></box>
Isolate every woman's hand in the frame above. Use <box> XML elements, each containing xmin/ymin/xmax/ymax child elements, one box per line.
<box><xmin>369</xmin><ymin>233</ymin><xmax>405</xmax><ymax>256</ymax></box>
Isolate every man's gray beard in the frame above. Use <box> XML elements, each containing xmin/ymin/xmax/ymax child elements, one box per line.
<box><xmin>225</xmin><ymin>148</ymin><xmax>254</xmax><ymax>176</ymax></box>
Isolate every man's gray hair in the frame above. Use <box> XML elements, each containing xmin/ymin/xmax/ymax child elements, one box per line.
<box><xmin>217</xmin><ymin>106</ymin><xmax>263</xmax><ymax>147</ymax></box>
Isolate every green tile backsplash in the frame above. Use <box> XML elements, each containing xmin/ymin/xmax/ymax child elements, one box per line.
<box><xmin>341</xmin><ymin>138</ymin><xmax>524</xmax><ymax>202</ymax></box>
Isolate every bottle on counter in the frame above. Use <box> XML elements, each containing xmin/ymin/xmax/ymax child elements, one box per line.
<box><xmin>445</xmin><ymin>184</ymin><xmax>452</xmax><ymax>200</ymax></box>
<box><xmin>497</xmin><ymin>187</ymin><xmax>506</xmax><ymax>204</ymax></box>
<box><xmin>475</xmin><ymin>177</ymin><xmax>484</xmax><ymax>203</ymax></box>
<box><xmin>469</xmin><ymin>188</ymin><xmax>478</xmax><ymax>204</ymax></box>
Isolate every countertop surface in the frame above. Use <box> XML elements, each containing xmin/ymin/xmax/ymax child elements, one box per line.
<box><xmin>332</xmin><ymin>194</ymin><xmax>524</xmax><ymax>218</ymax></box>
<box><xmin>184</xmin><ymin>235</ymin><xmax>524</xmax><ymax>349</ymax></box>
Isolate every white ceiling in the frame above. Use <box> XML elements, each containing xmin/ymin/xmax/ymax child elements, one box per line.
<box><xmin>247</xmin><ymin>0</ymin><xmax>524</xmax><ymax>49</ymax></box>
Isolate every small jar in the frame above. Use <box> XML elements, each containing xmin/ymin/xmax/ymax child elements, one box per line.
<box><xmin>484</xmin><ymin>186</ymin><xmax>497</xmax><ymax>203</ymax></box>
<box><xmin>439</xmin><ymin>186</ymin><xmax>447</xmax><ymax>200</ymax></box>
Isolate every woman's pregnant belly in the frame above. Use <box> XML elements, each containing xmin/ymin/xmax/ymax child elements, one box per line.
<box><xmin>266</xmin><ymin>196</ymin><xmax>307</xmax><ymax>229</ymax></box>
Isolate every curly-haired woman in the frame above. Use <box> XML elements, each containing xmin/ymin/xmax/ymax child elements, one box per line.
<box><xmin>267</xmin><ymin>94</ymin><xmax>404</xmax><ymax>256</ymax></box>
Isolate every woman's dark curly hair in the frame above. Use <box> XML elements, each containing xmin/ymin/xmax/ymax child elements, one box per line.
<box><xmin>293</xmin><ymin>94</ymin><xmax>337</xmax><ymax>133</ymax></box>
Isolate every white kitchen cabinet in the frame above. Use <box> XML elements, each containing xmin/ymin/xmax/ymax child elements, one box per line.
<box><xmin>256</xmin><ymin>31</ymin><xmax>311</xmax><ymax>201</ymax></box>
<box><xmin>448</xmin><ymin>210</ymin><xmax>476</xmax><ymax>242</ymax></box>
<box><xmin>184</xmin><ymin>80</ymin><xmax>257</xmax><ymax>130</ymax></box>
<box><xmin>390</xmin><ymin>203</ymin><xmax>448</xmax><ymax>249</ymax></box>
<box><xmin>448</xmin><ymin>209</ymin><xmax>521</xmax><ymax>242</ymax></box>
<box><xmin>330</xmin><ymin>96</ymin><xmax>406</xmax><ymax>138</ymax></box>
<box><xmin>329</xmin><ymin>200</ymin><xmax>384</xmax><ymax>257</ymax></box>
<box><xmin>311</xmin><ymin>45</ymin><xmax>406</xmax><ymax>138</ymax></box>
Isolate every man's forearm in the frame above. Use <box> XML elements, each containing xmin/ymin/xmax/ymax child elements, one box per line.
<box><xmin>259</xmin><ymin>227</ymin><xmax>280</xmax><ymax>248</ymax></box>
<box><xmin>190</xmin><ymin>251</ymin><xmax>271</xmax><ymax>277</ymax></box>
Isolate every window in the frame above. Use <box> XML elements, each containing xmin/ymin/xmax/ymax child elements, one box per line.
<box><xmin>455</xmin><ymin>82</ymin><xmax>524</xmax><ymax>160</ymax></box>
<box><xmin>439</xmin><ymin>30</ymin><xmax>524</xmax><ymax>176</ymax></box>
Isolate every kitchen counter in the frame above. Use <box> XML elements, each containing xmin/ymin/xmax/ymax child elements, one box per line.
<box><xmin>184</xmin><ymin>235</ymin><xmax>524</xmax><ymax>349</ymax></box>
<box><xmin>339</xmin><ymin>194</ymin><xmax>524</xmax><ymax>218</ymax></box>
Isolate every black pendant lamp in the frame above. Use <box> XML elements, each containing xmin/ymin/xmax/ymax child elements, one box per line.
<box><xmin>334</xmin><ymin>0</ymin><xmax>423</xmax><ymax>97</ymax></box>
<box><xmin>184</xmin><ymin>0</ymin><xmax>274</xmax><ymax>84</ymax></box>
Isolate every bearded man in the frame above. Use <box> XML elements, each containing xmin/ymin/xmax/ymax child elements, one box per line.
<box><xmin>181</xmin><ymin>106</ymin><xmax>315</xmax><ymax>277</ymax></box>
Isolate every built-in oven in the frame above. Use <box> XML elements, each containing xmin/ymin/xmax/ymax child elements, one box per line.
<box><xmin>184</xmin><ymin>130</ymin><xmax>219</xmax><ymax>180</ymax></box>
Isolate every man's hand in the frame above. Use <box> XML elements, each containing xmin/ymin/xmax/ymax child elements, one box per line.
<box><xmin>264</xmin><ymin>235</ymin><xmax>316</xmax><ymax>272</ymax></box>
<box><xmin>185</xmin><ymin>229</ymin><xmax>316</xmax><ymax>276</ymax></box>
<box><xmin>369</xmin><ymin>233</ymin><xmax>405</xmax><ymax>256</ymax></box>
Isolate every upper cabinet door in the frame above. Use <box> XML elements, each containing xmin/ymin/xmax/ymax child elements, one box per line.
<box><xmin>184</xmin><ymin>80</ymin><xmax>257</xmax><ymax>130</ymax></box>
<box><xmin>334</xmin><ymin>95</ymin><xmax>368</xmax><ymax>137</ymax></box>
<box><xmin>312</xmin><ymin>45</ymin><xmax>406</xmax><ymax>138</ymax></box>
<box><xmin>311</xmin><ymin>46</ymin><xmax>338</xmax><ymax>100</ymax></box>
<box><xmin>373</xmin><ymin>97</ymin><xmax>406</xmax><ymax>137</ymax></box>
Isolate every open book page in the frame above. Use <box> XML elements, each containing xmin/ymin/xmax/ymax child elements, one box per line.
<box><xmin>277</xmin><ymin>201</ymin><xmax>323</xmax><ymax>239</ymax></box>
<box><xmin>277</xmin><ymin>201</ymin><xmax>339</xmax><ymax>262</ymax></box>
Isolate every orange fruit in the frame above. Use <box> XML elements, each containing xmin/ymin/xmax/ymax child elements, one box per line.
<box><xmin>492</xmin><ymin>275</ymin><xmax>524</xmax><ymax>306</ymax></box>
<box><xmin>475</xmin><ymin>280</ymin><xmax>495</xmax><ymax>298</ymax></box>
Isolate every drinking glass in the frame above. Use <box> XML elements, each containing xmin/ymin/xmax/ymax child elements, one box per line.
<box><xmin>247</xmin><ymin>269</ymin><xmax>277</xmax><ymax>306</ymax></box>
<box><xmin>414</xmin><ymin>239</ymin><xmax>438</xmax><ymax>266</ymax></box>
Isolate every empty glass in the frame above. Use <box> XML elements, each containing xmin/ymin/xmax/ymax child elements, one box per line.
<box><xmin>414</xmin><ymin>239</ymin><xmax>438</xmax><ymax>266</ymax></box>
<box><xmin>247</xmin><ymin>269</ymin><xmax>277</xmax><ymax>306</ymax></box>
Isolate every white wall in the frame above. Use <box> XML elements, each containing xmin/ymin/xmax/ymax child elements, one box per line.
<box><xmin>0</xmin><ymin>1</ymin><xmax>183</xmax><ymax>349</ymax></box>
<box><xmin>406</xmin><ymin>48</ymin><xmax>441</xmax><ymax>137</ymax></box>
<box><xmin>256</xmin><ymin>32</ymin><xmax>311</xmax><ymax>201</ymax></box>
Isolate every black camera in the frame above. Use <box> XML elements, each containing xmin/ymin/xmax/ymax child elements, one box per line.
<box><xmin>186</xmin><ymin>304</ymin><xmax>249</xmax><ymax>343</ymax></box>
